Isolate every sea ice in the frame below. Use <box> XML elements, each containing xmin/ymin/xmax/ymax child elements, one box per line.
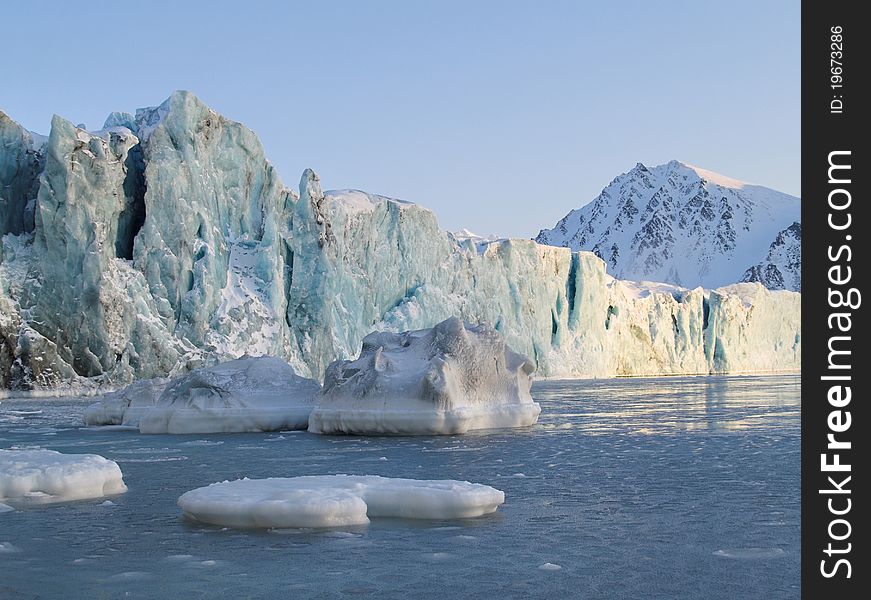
<box><xmin>0</xmin><ymin>448</ymin><xmax>127</xmax><ymax>503</ymax></box>
<box><xmin>177</xmin><ymin>475</ymin><xmax>505</xmax><ymax>528</ymax></box>
<box><xmin>83</xmin><ymin>378</ymin><xmax>167</xmax><ymax>427</ymax></box>
<box><xmin>308</xmin><ymin>317</ymin><xmax>541</xmax><ymax>435</ymax></box>
<box><xmin>139</xmin><ymin>356</ymin><xmax>321</xmax><ymax>434</ymax></box>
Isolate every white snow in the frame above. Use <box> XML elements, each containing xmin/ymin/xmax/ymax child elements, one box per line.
<box><xmin>204</xmin><ymin>236</ymin><xmax>282</xmax><ymax>358</ymax></box>
<box><xmin>177</xmin><ymin>475</ymin><xmax>505</xmax><ymax>528</ymax></box>
<box><xmin>139</xmin><ymin>356</ymin><xmax>321</xmax><ymax>434</ymax></box>
<box><xmin>0</xmin><ymin>449</ymin><xmax>127</xmax><ymax>503</ymax></box>
<box><xmin>683</xmin><ymin>163</ymin><xmax>748</xmax><ymax>189</ymax></box>
<box><xmin>309</xmin><ymin>317</ymin><xmax>541</xmax><ymax>435</ymax></box>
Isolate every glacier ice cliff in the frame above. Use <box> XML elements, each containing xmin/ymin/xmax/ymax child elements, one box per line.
<box><xmin>0</xmin><ymin>92</ymin><xmax>800</xmax><ymax>391</ymax></box>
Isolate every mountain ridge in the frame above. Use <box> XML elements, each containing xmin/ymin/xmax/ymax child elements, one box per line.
<box><xmin>535</xmin><ymin>160</ymin><xmax>800</xmax><ymax>290</ymax></box>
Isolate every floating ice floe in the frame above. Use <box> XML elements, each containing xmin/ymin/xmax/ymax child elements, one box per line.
<box><xmin>0</xmin><ymin>449</ymin><xmax>127</xmax><ymax>503</ymax></box>
<box><xmin>139</xmin><ymin>356</ymin><xmax>321</xmax><ymax>434</ymax></box>
<box><xmin>83</xmin><ymin>378</ymin><xmax>168</xmax><ymax>427</ymax></box>
<box><xmin>309</xmin><ymin>317</ymin><xmax>541</xmax><ymax>435</ymax></box>
<box><xmin>177</xmin><ymin>475</ymin><xmax>505</xmax><ymax>528</ymax></box>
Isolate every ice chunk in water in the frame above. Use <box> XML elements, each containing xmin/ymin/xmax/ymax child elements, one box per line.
<box><xmin>138</xmin><ymin>356</ymin><xmax>320</xmax><ymax>434</ymax></box>
<box><xmin>0</xmin><ymin>449</ymin><xmax>127</xmax><ymax>503</ymax></box>
<box><xmin>178</xmin><ymin>475</ymin><xmax>504</xmax><ymax>529</ymax></box>
<box><xmin>309</xmin><ymin>317</ymin><xmax>541</xmax><ymax>435</ymax></box>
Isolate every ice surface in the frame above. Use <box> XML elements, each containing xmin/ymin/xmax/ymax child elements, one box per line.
<box><xmin>83</xmin><ymin>378</ymin><xmax>167</xmax><ymax>427</ymax></box>
<box><xmin>0</xmin><ymin>448</ymin><xmax>127</xmax><ymax>502</ymax></box>
<box><xmin>309</xmin><ymin>317</ymin><xmax>541</xmax><ymax>435</ymax></box>
<box><xmin>177</xmin><ymin>475</ymin><xmax>505</xmax><ymax>528</ymax></box>
<box><xmin>139</xmin><ymin>356</ymin><xmax>320</xmax><ymax>434</ymax></box>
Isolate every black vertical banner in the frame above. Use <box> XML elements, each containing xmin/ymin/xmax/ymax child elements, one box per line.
<box><xmin>802</xmin><ymin>1</ymin><xmax>867</xmax><ymax>597</ymax></box>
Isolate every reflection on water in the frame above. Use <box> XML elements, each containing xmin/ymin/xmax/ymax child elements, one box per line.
<box><xmin>535</xmin><ymin>375</ymin><xmax>799</xmax><ymax>435</ymax></box>
<box><xmin>0</xmin><ymin>375</ymin><xmax>799</xmax><ymax>599</ymax></box>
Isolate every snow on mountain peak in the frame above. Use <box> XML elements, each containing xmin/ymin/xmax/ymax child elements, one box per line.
<box><xmin>681</xmin><ymin>162</ymin><xmax>748</xmax><ymax>189</ymax></box>
<box><xmin>324</xmin><ymin>189</ymin><xmax>416</xmax><ymax>215</ymax></box>
<box><xmin>535</xmin><ymin>161</ymin><xmax>800</xmax><ymax>289</ymax></box>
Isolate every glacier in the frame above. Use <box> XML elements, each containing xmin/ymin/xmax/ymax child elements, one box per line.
<box><xmin>0</xmin><ymin>92</ymin><xmax>800</xmax><ymax>392</ymax></box>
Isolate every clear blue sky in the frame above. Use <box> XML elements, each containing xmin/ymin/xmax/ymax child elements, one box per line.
<box><xmin>3</xmin><ymin>0</ymin><xmax>799</xmax><ymax>238</ymax></box>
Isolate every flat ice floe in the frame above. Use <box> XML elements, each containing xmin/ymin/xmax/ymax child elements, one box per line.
<box><xmin>0</xmin><ymin>449</ymin><xmax>127</xmax><ymax>503</ymax></box>
<box><xmin>83</xmin><ymin>378</ymin><xmax>168</xmax><ymax>427</ymax></box>
<box><xmin>177</xmin><ymin>475</ymin><xmax>505</xmax><ymax>528</ymax></box>
<box><xmin>138</xmin><ymin>356</ymin><xmax>321</xmax><ymax>434</ymax></box>
<box><xmin>309</xmin><ymin>317</ymin><xmax>541</xmax><ymax>435</ymax></box>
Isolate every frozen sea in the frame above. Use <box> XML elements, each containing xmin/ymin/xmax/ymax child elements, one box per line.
<box><xmin>0</xmin><ymin>375</ymin><xmax>799</xmax><ymax>599</ymax></box>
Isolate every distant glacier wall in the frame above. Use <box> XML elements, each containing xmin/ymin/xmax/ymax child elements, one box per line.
<box><xmin>0</xmin><ymin>93</ymin><xmax>800</xmax><ymax>391</ymax></box>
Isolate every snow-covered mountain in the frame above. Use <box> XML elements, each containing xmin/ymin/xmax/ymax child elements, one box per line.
<box><xmin>741</xmin><ymin>222</ymin><xmax>801</xmax><ymax>291</ymax></box>
<box><xmin>535</xmin><ymin>161</ymin><xmax>800</xmax><ymax>289</ymax></box>
<box><xmin>450</xmin><ymin>229</ymin><xmax>503</xmax><ymax>254</ymax></box>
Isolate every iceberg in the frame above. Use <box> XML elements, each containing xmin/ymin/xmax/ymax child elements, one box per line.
<box><xmin>309</xmin><ymin>317</ymin><xmax>541</xmax><ymax>435</ymax></box>
<box><xmin>0</xmin><ymin>92</ymin><xmax>801</xmax><ymax>392</ymax></box>
<box><xmin>177</xmin><ymin>475</ymin><xmax>505</xmax><ymax>528</ymax></box>
<box><xmin>138</xmin><ymin>356</ymin><xmax>320</xmax><ymax>434</ymax></box>
<box><xmin>83</xmin><ymin>378</ymin><xmax>167</xmax><ymax>427</ymax></box>
<box><xmin>0</xmin><ymin>448</ymin><xmax>127</xmax><ymax>503</ymax></box>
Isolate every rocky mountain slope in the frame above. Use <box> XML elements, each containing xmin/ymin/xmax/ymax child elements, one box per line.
<box><xmin>741</xmin><ymin>222</ymin><xmax>801</xmax><ymax>291</ymax></box>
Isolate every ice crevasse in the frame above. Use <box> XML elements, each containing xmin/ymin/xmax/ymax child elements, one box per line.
<box><xmin>0</xmin><ymin>92</ymin><xmax>800</xmax><ymax>391</ymax></box>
